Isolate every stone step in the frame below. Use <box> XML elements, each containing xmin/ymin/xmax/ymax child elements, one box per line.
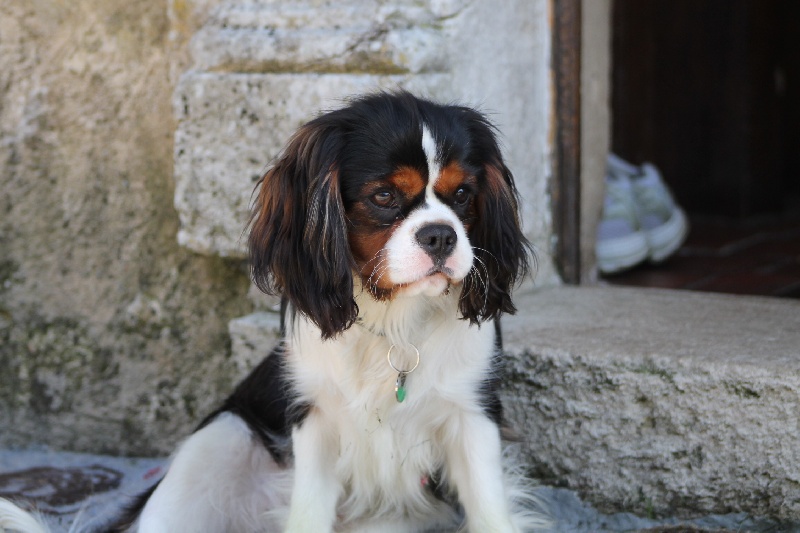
<box><xmin>501</xmin><ymin>286</ymin><xmax>800</xmax><ymax>521</ymax></box>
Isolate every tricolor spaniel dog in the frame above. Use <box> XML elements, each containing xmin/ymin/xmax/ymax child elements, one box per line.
<box><xmin>0</xmin><ymin>92</ymin><xmax>543</xmax><ymax>532</ymax></box>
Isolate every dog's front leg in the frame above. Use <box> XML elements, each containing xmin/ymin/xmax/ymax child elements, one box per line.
<box><xmin>447</xmin><ymin>413</ymin><xmax>518</xmax><ymax>533</ymax></box>
<box><xmin>285</xmin><ymin>410</ymin><xmax>341</xmax><ymax>533</ymax></box>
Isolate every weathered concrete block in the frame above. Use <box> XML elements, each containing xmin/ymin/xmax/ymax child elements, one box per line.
<box><xmin>500</xmin><ymin>286</ymin><xmax>800</xmax><ymax>521</ymax></box>
<box><xmin>172</xmin><ymin>72</ymin><xmax>447</xmax><ymax>257</ymax></box>
<box><xmin>228</xmin><ymin>311</ymin><xmax>282</xmax><ymax>379</ymax></box>
<box><xmin>190</xmin><ymin>1</ymin><xmax>448</xmax><ymax>74</ymax></box>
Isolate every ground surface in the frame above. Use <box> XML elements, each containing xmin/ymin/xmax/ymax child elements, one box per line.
<box><xmin>1</xmin><ymin>448</ymin><xmax>793</xmax><ymax>532</ymax></box>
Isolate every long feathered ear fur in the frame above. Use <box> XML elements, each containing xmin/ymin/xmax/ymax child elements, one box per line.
<box><xmin>459</xmin><ymin>111</ymin><xmax>533</xmax><ymax>323</ymax></box>
<box><xmin>249</xmin><ymin>119</ymin><xmax>356</xmax><ymax>339</ymax></box>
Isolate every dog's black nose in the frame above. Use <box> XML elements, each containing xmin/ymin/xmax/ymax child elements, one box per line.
<box><xmin>415</xmin><ymin>224</ymin><xmax>457</xmax><ymax>262</ymax></box>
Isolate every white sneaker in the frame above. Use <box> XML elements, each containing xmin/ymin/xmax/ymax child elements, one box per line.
<box><xmin>597</xmin><ymin>155</ymin><xmax>690</xmax><ymax>274</ymax></box>
<box><xmin>596</xmin><ymin>164</ymin><xmax>649</xmax><ymax>274</ymax></box>
<box><xmin>631</xmin><ymin>162</ymin><xmax>689</xmax><ymax>263</ymax></box>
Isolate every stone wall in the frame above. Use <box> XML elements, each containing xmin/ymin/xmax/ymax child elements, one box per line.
<box><xmin>0</xmin><ymin>0</ymin><xmax>557</xmax><ymax>456</ymax></box>
<box><xmin>0</xmin><ymin>0</ymin><xmax>250</xmax><ymax>455</ymax></box>
<box><xmin>173</xmin><ymin>0</ymin><xmax>557</xmax><ymax>279</ymax></box>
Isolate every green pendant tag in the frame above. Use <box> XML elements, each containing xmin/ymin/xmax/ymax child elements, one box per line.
<box><xmin>387</xmin><ymin>344</ymin><xmax>418</xmax><ymax>403</ymax></box>
<box><xmin>395</xmin><ymin>373</ymin><xmax>407</xmax><ymax>403</ymax></box>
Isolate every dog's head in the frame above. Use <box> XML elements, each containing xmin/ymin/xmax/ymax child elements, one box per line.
<box><xmin>249</xmin><ymin>92</ymin><xmax>531</xmax><ymax>339</ymax></box>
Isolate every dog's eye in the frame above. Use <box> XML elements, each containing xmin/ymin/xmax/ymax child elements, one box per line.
<box><xmin>453</xmin><ymin>187</ymin><xmax>472</xmax><ymax>206</ymax></box>
<box><xmin>372</xmin><ymin>190</ymin><xmax>396</xmax><ymax>208</ymax></box>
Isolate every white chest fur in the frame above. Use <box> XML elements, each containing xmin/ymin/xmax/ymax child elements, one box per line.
<box><xmin>286</xmin><ymin>290</ymin><xmax>497</xmax><ymax>521</ymax></box>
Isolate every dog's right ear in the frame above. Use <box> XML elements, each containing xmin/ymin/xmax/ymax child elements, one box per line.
<box><xmin>248</xmin><ymin>119</ymin><xmax>357</xmax><ymax>339</ymax></box>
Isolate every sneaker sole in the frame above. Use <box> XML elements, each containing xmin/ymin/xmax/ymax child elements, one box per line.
<box><xmin>645</xmin><ymin>207</ymin><xmax>689</xmax><ymax>263</ymax></box>
<box><xmin>597</xmin><ymin>231</ymin><xmax>649</xmax><ymax>274</ymax></box>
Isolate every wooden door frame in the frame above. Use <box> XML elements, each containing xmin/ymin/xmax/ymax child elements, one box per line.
<box><xmin>551</xmin><ymin>0</ymin><xmax>582</xmax><ymax>284</ymax></box>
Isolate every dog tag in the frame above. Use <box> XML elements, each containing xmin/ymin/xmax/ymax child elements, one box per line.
<box><xmin>395</xmin><ymin>372</ymin><xmax>408</xmax><ymax>403</ymax></box>
<box><xmin>387</xmin><ymin>344</ymin><xmax>418</xmax><ymax>403</ymax></box>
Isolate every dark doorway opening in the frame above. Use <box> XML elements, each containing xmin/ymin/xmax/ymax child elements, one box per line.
<box><xmin>604</xmin><ymin>0</ymin><xmax>800</xmax><ymax>298</ymax></box>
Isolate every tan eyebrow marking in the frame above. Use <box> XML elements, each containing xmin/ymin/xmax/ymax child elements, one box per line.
<box><xmin>388</xmin><ymin>167</ymin><xmax>426</xmax><ymax>199</ymax></box>
<box><xmin>434</xmin><ymin>161</ymin><xmax>471</xmax><ymax>196</ymax></box>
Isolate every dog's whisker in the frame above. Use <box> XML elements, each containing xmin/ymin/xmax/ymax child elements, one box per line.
<box><xmin>461</xmin><ymin>262</ymin><xmax>487</xmax><ymax>304</ymax></box>
<box><xmin>472</xmin><ymin>246</ymin><xmax>500</xmax><ymax>274</ymax></box>
<box><xmin>472</xmin><ymin>256</ymin><xmax>491</xmax><ymax>291</ymax></box>
<box><xmin>366</xmin><ymin>256</ymin><xmax>391</xmax><ymax>287</ymax></box>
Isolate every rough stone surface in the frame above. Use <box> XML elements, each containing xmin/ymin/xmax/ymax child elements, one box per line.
<box><xmin>190</xmin><ymin>1</ymin><xmax>449</xmax><ymax>74</ymax></box>
<box><xmin>500</xmin><ymin>286</ymin><xmax>800</xmax><ymax>521</ymax></box>
<box><xmin>228</xmin><ymin>311</ymin><xmax>281</xmax><ymax>380</ymax></box>
<box><xmin>0</xmin><ymin>0</ymin><xmax>252</xmax><ymax>456</ymax></box>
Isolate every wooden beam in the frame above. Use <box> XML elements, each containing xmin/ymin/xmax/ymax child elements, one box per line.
<box><xmin>551</xmin><ymin>0</ymin><xmax>582</xmax><ymax>283</ymax></box>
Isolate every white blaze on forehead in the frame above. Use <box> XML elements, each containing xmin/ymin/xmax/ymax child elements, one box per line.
<box><xmin>381</xmin><ymin>122</ymin><xmax>474</xmax><ymax>292</ymax></box>
<box><xmin>421</xmin><ymin>124</ymin><xmax>441</xmax><ymax>196</ymax></box>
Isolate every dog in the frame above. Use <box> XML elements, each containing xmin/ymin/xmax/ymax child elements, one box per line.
<box><xmin>0</xmin><ymin>91</ymin><xmax>543</xmax><ymax>532</ymax></box>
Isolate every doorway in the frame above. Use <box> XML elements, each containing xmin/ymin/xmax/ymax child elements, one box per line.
<box><xmin>603</xmin><ymin>0</ymin><xmax>800</xmax><ymax>298</ymax></box>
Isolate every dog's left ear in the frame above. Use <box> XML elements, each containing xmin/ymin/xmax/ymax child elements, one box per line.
<box><xmin>459</xmin><ymin>115</ymin><xmax>532</xmax><ymax>323</ymax></box>
<box><xmin>248</xmin><ymin>119</ymin><xmax>357</xmax><ymax>339</ymax></box>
